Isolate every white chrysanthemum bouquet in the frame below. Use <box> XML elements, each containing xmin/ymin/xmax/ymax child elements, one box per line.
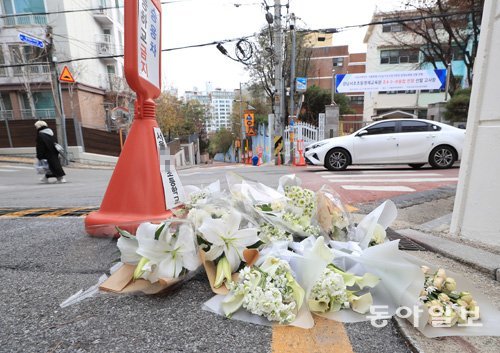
<box><xmin>222</xmin><ymin>256</ymin><xmax>305</xmax><ymax>324</ymax></box>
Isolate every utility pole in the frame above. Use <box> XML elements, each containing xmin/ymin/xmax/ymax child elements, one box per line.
<box><xmin>273</xmin><ymin>0</ymin><xmax>284</xmax><ymax>163</ymax></box>
<box><xmin>46</xmin><ymin>26</ymin><xmax>68</xmax><ymax>165</ymax></box>
<box><xmin>289</xmin><ymin>13</ymin><xmax>296</xmax><ymax>165</ymax></box>
<box><xmin>239</xmin><ymin>82</ymin><xmax>245</xmax><ymax>163</ymax></box>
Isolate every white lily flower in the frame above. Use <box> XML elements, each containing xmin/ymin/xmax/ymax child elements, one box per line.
<box><xmin>187</xmin><ymin>208</ymin><xmax>211</xmax><ymax>229</ymax></box>
<box><xmin>135</xmin><ymin>222</ymin><xmax>200</xmax><ymax>282</ymax></box>
<box><xmin>198</xmin><ymin>211</ymin><xmax>259</xmax><ymax>272</ymax></box>
<box><xmin>116</xmin><ymin>228</ymin><xmax>141</xmax><ymax>264</ymax></box>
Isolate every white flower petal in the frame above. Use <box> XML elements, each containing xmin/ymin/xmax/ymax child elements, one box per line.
<box><xmin>173</xmin><ymin>255</ymin><xmax>184</xmax><ymax>278</ymax></box>
<box><xmin>158</xmin><ymin>253</ymin><xmax>175</xmax><ymax>278</ymax></box>
<box><xmin>222</xmin><ymin>211</ymin><xmax>242</xmax><ymax>235</ymax></box>
<box><xmin>204</xmin><ymin>245</ymin><xmax>224</xmax><ymax>261</ymax></box>
<box><xmin>116</xmin><ymin>236</ymin><xmax>140</xmax><ymax>264</ymax></box>
<box><xmin>177</xmin><ymin>224</ymin><xmax>197</xmax><ymax>254</ymax></box>
<box><xmin>135</xmin><ymin>222</ymin><xmax>158</xmax><ymax>242</ymax></box>
<box><xmin>231</xmin><ymin>228</ymin><xmax>260</xmax><ymax>247</ymax></box>
<box><xmin>198</xmin><ymin>218</ymin><xmax>226</xmax><ymax>246</ymax></box>
<box><xmin>226</xmin><ymin>246</ymin><xmax>242</xmax><ymax>272</ymax></box>
<box><xmin>182</xmin><ymin>251</ymin><xmax>201</xmax><ymax>271</ymax></box>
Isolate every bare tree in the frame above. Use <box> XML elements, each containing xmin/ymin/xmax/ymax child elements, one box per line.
<box><xmin>10</xmin><ymin>44</ymin><xmax>51</xmax><ymax>118</ymax></box>
<box><xmin>246</xmin><ymin>27</ymin><xmax>312</xmax><ymax>117</ymax></box>
<box><xmin>385</xmin><ymin>0</ymin><xmax>483</xmax><ymax>95</ymax></box>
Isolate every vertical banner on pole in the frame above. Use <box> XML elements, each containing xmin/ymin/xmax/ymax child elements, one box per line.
<box><xmin>85</xmin><ymin>0</ymin><xmax>172</xmax><ymax>237</ymax></box>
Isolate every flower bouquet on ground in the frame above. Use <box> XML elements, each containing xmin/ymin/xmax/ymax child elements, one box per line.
<box><xmin>227</xmin><ymin>173</ymin><xmax>323</xmax><ymax>239</ymax></box>
<box><xmin>192</xmin><ymin>204</ymin><xmax>261</xmax><ymax>294</ymax></box>
<box><xmin>399</xmin><ymin>254</ymin><xmax>500</xmax><ymax>338</ymax></box>
<box><xmin>222</xmin><ymin>256</ymin><xmax>305</xmax><ymax>325</ymax></box>
<box><xmin>290</xmin><ymin>236</ymin><xmax>381</xmax><ymax>320</ymax></box>
<box><xmin>420</xmin><ymin>266</ymin><xmax>479</xmax><ymax>327</ymax></box>
<box><xmin>350</xmin><ymin>200</ymin><xmax>397</xmax><ymax>249</ymax></box>
<box><xmin>99</xmin><ymin>219</ymin><xmax>200</xmax><ymax>294</ymax></box>
<box><xmin>316</xmin><ymin>185</ymin><xmax>352</xmax><ymax>241</ymax></box>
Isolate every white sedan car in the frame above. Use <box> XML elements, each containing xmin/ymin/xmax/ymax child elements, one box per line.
<box><xmin>305</xmin><ymin>119</ymin><xmax>466</xmax><ymax>171</ymax></box>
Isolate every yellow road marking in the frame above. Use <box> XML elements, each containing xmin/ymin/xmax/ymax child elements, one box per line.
<box><xmin>272</xmin><ymin>317</ymin><xmax>354</xmax><ymax>353</ymax></box>
<box><xmin>38</xmin><ymin>207</ymin><xmax>90</xmax><ymax>218</ymax></box>
<box><xmin>0</xmin><ymin>208</ymin><xmax>54</xmax><ymax>218</ymax></box>
<box><xmin>346</xmin><ymin>204</ymin><xmax>358</xmax><ymax>213</ymax></box>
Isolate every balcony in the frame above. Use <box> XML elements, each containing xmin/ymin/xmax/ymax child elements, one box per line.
<box><xmin>12</xmin><ymin>63</ymin><xmax>50</xmax><ymax>77</ymax></box>
<box><xmin>20</xmin><ymin>108</ymin><xmax>56</xmax><ymax>119</ymax></box>
<box><xmin>95</xmin><ymin>34</ymin><xmax>115</xmax><ymax>59</ymax></box>
<box><xmin>0</xmin><ymin>110</ymin><xmax>14</xmax><ymax>120</ymax></box>
<box><xmin>2</xmin><ymin>13</ymin><xmax>47</xmax><ymax>27</ymax></box>
<box><xmin>105</xmin><ymin>74</ymin><xmax>130</xmax><ymax>92</ymax></box>
<box><xmin>93</xmin><ymin>1</ymin><xmax>114</xmax><ymax>26</ymax></box>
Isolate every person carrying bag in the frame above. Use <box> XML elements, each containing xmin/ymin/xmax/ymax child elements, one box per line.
<box><xmin>34</xmin><ymin>120</ymin><xmax>67</xmax><ymax>183</ymax></box>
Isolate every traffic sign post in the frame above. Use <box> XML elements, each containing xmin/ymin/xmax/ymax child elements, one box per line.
<box><xmin>59</xmin><ymin>66</ymin><xmax>75</xmax><ymax>83</ymax></box>
<box><xmin>85</xmin><ymin>0</ymin><xmax>173</xmax><ymax>237</ymax></box>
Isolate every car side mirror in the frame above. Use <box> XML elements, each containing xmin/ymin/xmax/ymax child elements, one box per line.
<box><xmin>356</xmin><ymin>130</ymin><xmax>368</xmax><ymax>137</ymax></box>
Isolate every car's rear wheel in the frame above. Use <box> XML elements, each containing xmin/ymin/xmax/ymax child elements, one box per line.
<box><xmin>408</xmin><ymin>163</ymin><xmax>425</xmax><ymax>169</ymax></box>
<box><xmin>325</xmin><ymin>148</ymin><xmax>350</xmax><ymax>171</ymax></box>
<box><xmin>429</xmin><ymin>145</ymin><xmax>456</xmax><ymax>169</ymax></box>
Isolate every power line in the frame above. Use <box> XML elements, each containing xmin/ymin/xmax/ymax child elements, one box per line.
<box><xmin>302</xmin><ymin>9</ymin><xmax>481</xmax><ymax>34</ymax></box>
<box><xmin>0</xmin><ymin>10</ymin><xmax>479</xmax><ymax>69</ymax></box>
<box><xmin>0</xmin><ymin>0</ymin><xmax>236</xmax><ymax>19</ymax></box>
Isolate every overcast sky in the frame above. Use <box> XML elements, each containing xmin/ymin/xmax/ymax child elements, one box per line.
<box><xmin>161</xmin><ymin>0</ymin><xmax>403</xmax><ymax>95</ymax></box>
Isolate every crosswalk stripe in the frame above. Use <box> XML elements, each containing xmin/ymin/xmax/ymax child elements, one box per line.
<box><xmin>321</xmin><ymin>173</ymin><xmax>440</xmax><ymax>178</ymax></box>
<box><xmin>179</xmin><ymin>171</ymin><xmax>215</xmax><ymax>176</ymax></box>
<box><xmin>1</xmin><ymin>165</ymin><xmax>33</xmax><ymax>170</ymax></box>
<box><xmin>342</xmin><ymin>185</ymin><xmax>416</xmax><ymax>192</ymax></box>
<box><xmin>316</xmin><ymin>170</ymin><xmax>419</xmax><ymax>175</ymax></box>
<box><xmin>327</xmin><ymin>177</ymin><xmax>458</xmax><ymax>183</ymax></box>
<box><xmin>0</xmin><ymin>169</ymin><xmax>18</xmax><ymax>172</ymax></box>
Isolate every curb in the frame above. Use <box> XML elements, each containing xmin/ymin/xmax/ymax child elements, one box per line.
<box><xmin>397</xmin><ymin>228</ymin><xmax>500</xmax><ymax>281</ymax></box>
<box><xmin>392</xmin><ymin>317</ymin><xmax>424</xmax><ymax>353</ymax></box>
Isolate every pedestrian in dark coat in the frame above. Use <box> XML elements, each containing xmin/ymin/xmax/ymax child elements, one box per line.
<box><xmin>35</xmin><ymin>120</ymin><xmax>66</xmax><ymax>183</ymax></box>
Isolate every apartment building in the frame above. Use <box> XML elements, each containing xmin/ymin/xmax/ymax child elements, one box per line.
<box><xmin>0</xmin><ymin>0</ymin><xmax>128</xmax><ymax>129</ymax></box>
<box><xmin>306</xmin><ymin>41</ymin><xmax>366</xmax><ymax>116</ymax></box>
<box><xmin>363</xmin><ymin>10</ymin><xmax>469</xmax><ymax>121</ymax></box>
<box><xmin>184</xmin><ymin>87</ymin><xmax>235</xmax><ymax>133</ymax></box>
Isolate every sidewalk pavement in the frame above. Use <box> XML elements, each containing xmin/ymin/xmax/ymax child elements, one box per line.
<box><xmin>396</xmin><ymin>217</ymin><xmax>500</xmax><ymax>282</ymax></box>
<box><xmin>389</xmin><ymin>206</ymin><xmax>500</xmax><ymax>353</ymax></box>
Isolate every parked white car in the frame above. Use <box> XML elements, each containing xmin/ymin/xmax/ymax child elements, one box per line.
<box><xmin>304</xmin><ymin>119</ymin><xmax>466</xmax><ymax>171</ymax></box>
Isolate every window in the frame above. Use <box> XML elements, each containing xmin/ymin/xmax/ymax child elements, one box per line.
<box><xmin>380</xmin><ymin>49</ymin><xmax>419</xmax><ymax>64</ymax></box>
<box><xmin>332</xmin><ymin>57</ymin><xmax>344</xmax><ymax>67</ymax></box>
<box><xmin>365</xmin><ymin>121</ymin><xmax>396</xmax><ymax>135</ymax></box>
<box><xmin>2</xmin><ymin>0</ymin><xmax>47</xmax><ymax>25</ymax></box>
<box><xmin>382</xmin><ymin>19</ymin><xmax>404</xmax><ymax>33</ymax></box>
<box><xmin>0</xmin><ymin>48</ymin><xmax>6</xmax><ymax>76</ymax></box>
<box><xmin>9</xmin><ymin>45</ymin><xmax>49</xmax><ymax>76</ymax></box>
<box><xmin>400</xmin><ymin>120</ymin><xmax>431</xmax><ymax>132</ymax></box>
<box><xmin>349</xmin><ymin>96</ymin><xmax>364</xmax><ymax>105</ymax></box>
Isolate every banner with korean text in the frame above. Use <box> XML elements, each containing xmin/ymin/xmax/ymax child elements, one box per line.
<box><xmin>335</xmin><ymin>69</ymin><xmax>446</xmax><ymax>93</ymax></box>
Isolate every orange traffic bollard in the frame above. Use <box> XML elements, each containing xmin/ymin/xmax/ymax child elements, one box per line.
<box><xmin>295</xmin><ymin>139</ymin><xmax>306</xmax><ymax>166</ymax></box>
<box><xmin>85</xmin><ymin>0</ymin><xmax>172</xmax><ymax>237</ymax></box>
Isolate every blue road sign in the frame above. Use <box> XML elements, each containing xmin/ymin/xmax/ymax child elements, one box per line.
<box><xmin>18</xmin><ymin>33</ymin><xmax>45</xmax><ymax>49</ymax></box>
<box><xmin>296</xmin><ymin>77</ymin><xmax>307</xmax><ymax>92</ymax></box>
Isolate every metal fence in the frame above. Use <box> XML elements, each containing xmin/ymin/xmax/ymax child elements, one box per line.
<box><xmin>3</xmin><ymin>14</ymin><xmax>47</xmax><ymax>26</ymax></box>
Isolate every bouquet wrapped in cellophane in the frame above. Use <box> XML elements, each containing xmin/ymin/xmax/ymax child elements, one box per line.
<box><xmin>61</xmin><ymin>173</ymin><xmax>500</xmax><ymax>337</ymax></box>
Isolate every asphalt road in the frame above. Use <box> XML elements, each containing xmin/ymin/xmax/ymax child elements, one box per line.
<box><xmin>0</xmin><ymin>161</ymin><xmax>457</xmax><ymax>353</ymax></box>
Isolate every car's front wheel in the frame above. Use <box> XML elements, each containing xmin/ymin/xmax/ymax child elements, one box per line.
<box><xmin>325</xmin><ymin>148</ymin><xmax>350</xmax><ymax>171</ymax></box>
<box><xmin>429</xmin><ymin>145</ymin><xmax>456</xmax><ymax>169</ymax></box>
